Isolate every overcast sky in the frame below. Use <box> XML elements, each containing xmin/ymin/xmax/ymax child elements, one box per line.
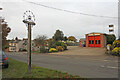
<box><xmin>0</xmin><ymin>0</ymin><xmax>119</xmax><ymax>41</ymax></box>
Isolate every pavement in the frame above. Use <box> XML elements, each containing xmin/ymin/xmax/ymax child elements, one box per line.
<box><xmin>5</xmin><ymin>46</ymin><xmax>119</xmax><ymax>78</ymax></box>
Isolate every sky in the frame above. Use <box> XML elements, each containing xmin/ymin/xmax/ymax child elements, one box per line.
<box><xmin>0</xmin><ymin>0</ymin><xmax>119</xmax><ymax>41</ymax></box>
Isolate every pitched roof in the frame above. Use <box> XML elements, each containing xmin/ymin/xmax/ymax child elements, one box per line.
<box><xmin>86</xmin><ymin>32</ymin><xmax>106</xmax><ymax>35</ymax></box>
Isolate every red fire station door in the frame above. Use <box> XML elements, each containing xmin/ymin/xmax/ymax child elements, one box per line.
<box><xmin>88</xmin><ymin>36</ymin><xmax>101</xmax><ymax>47</ymax></box>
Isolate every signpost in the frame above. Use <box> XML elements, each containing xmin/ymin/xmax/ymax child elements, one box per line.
<box><xmin>23</xmin><ymin>10</ymin><xmax>35</xmax><ymax>73</ymax></box>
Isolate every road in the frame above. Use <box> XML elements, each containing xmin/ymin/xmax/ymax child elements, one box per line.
<box><xmin>6</xmin><ymin>51</ymin><xmax>118</xmax><ymax>78</ymax></box>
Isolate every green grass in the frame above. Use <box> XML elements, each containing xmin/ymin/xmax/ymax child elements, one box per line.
<box><xmin>32</xmin><ymin>50</ymin><xmax>40</xmax><ymax>53</ymax></box>
<box><xmin>2</xmin><ymin>58</ymin><xmax>86</xmax><ymax>79</ymax></box>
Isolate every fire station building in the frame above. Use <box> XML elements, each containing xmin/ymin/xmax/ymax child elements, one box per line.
<box><xmin>86</xmin><ymin>32</ymin><xmax>107</xmax><ymax>48</ymax></box>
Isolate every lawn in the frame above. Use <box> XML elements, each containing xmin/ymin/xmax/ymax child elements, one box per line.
<box><xmin>2</xmin><ymin>58</ymin><xmax>86</xmax><ymax>79</ymax></box>
<box><xmin>32</xmin><ymin>50</ymin><xmax>40</xmax><ymax>53</ymax></box>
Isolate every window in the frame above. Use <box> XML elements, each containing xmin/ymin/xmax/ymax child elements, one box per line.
<box><xmin>92</xmin><ymin>40</ymin><xmax>94</xmax><ymax>44</ymax></box>
<box><xmin>89</xmin><ymin>40</ymin><xmax>91</xmax><ymax>44</ymax></box>
<box><xmin>98</xmin><ymin>40</ymin><xmax>100</xmax><ymax>44</ymax></box>
<box><xmin>95</xmin><ymin>40</ymin><xmax>97</xmax><ymax>44</ymax></box>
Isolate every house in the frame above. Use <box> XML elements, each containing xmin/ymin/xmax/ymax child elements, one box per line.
<box><xmin>9</xmin><ymin>40</ymin><xmax>20</xmax><ymax>52</ymax></box>
<box><xmin>9</xmin><ymin>38</ymin><xmax>36</xmax><ymax>52</ymax></box>
<box><xmin>85</xmin><ymin>32</ymin><xmax>107</xmax><ymax>47</ymax></box>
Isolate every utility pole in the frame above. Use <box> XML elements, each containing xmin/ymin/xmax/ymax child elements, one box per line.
<box><xmin>23</xmin><ymin>11</ymin><xmax>35</xmax><ymax>73</ymax></box>
<box><xmin>0</xmin><ymin>8</ymin><xmax>2</xmax><ymax>50</ymax></box>
<box><xmin>0</xmin><ymin>7</ymin><xmax>2</xmax><ymax>80</ymax></box>
<box><xmin>118</xmin><ymin>0</ymin><xmax>120</xmax><ymax>39</ymax></box>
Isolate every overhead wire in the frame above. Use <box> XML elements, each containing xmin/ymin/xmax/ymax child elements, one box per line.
<box><xmin>23</xmin><ymin>0</ymin><xmax>118</xmax><ymax>19</ymax></box>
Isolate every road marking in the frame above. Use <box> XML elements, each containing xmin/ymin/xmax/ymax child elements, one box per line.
<box><xmin>100</xmin><ymin>65</ymin><xmax>105</xmax><ymax>68</ymax></box>
<box><xmin>103</xmin><ymin>59</ymin><xmax>119</xmax><ymax>63</ymax></box>
<box><xmin>100</xmin><ymin>65</ymin><xmax>118</xmax><ymax>69</ymax></box>
<box><xmin>107</xmin><ymin>66</ymin><xmax>118</xmax><ymax>69</ymax></box>
<box><xmin>103</xmin><ymin>60</ymin><xmax>109</xmax><ymax>61</ymax></box>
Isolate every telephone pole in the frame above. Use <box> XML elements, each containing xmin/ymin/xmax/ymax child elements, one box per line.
<box><xmin>0</xmin><ymin>8</ymin><xmax>2</xmax><ymax>51</ymax></box>
<box><xmin>118</xmin><ymin>0</ymin><xmax>120</xmax><ymax>39</ymax></box>
<box><xmin>23</xmin><ymin>10</ymin><xmax>35</xmax><ymax>73</ymax></box>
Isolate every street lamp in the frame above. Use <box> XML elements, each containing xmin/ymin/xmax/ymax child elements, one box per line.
<box><xmin>23</xmin><ymin>10</ymin><xmax>35</xmax><ymax>73</ymax></box>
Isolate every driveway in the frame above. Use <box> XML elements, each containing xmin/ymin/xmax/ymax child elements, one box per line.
<box><xmin>49</xmin><ymin>46</ymin><xmax>111</xmax><ymax>60</ymax></box>
<box><xmin>50</xmin><ymin>46</ymin><xmax>106</xmax><ymax>56</ymax></box>
<box><xmin>5</xmin><ymin>46</ymin><xmax>118</xmax><ymax>78</ymax></box>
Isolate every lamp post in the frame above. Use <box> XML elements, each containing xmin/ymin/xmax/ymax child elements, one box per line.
<box><xmin>23</xmin><ymin>10</ymin><xmax>35</xmax><ymax>73</ymax></box>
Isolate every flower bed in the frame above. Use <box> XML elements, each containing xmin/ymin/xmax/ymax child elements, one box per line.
<box><xmin>106</xmin><ymin>40</ymin><xmax>120</xmax><ymax>56</ymax></box>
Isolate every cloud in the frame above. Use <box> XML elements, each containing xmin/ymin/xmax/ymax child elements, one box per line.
<box><xmin>2</xmin><ymin>0</ymin><xmax>119</xmax><ymax>40</ymax></box>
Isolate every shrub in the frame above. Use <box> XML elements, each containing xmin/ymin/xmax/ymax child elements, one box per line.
<box><xmin>40</xmin><ymin>46</ymin><xmax>48</xmax><ymax>53</ymax></box>
<box><xmin>105</xmin><ymin>34</ymin><xmax>116</xmax><ymax>44</ymax></box>
<box><xmin>48</xmin><ymin>41</ymin><xmax>56</xmax><ymax>48</ymax></box>
<box><xmin>110</xmin><ymin>45</ymin><xmax>114</xmax><ymax>50</ymax></box>
<box><xmin>49</xmin><ymin>41</ymin><xmax>67</xmax><ymax>50</ymax></box>
<box><xmin>113</xmin><ymin>40</ymin><xmax>120</xmax><ymax>47</ymax></box>
<box><xmin>64</xmin><ymin>44</ymin><xmax>67</xmax><ymax>50</ymax></box>
<box><xmin>55</xmin><ymin>42</ymin><xmax>62</xmax><ymax>46</ymax></box>
<box><xmin>50</xmin><ymin>44</ymin><xmax>56</xmax><ymax>48</ymax></box>
<box><xmin>112</xmin><ymin>47</ymin><xmax>120</xmax><ymax>54</ymax></box>
<box><xmin>49</xmin><ymin>48</ymin><xmax>58</xmax><ymax>53</ymax></box>
<box><xmin>22</xmin><ymin>49</ymin><xmax>27</xmax><ymax>51</ymax></box>
<box><xmin>56</xmin><ymin>46</ymin><xmax>64</xmax><ymax>51</ymax></box>
<box><xmin>19</xmin><ymin>48</ymin><xmax>27</xmax><ymax>52</ymax></box>
<box><xmin>61</xmin><ymin>43</ymin><xmax>65</xmax><ymax>50</ymax></box>
<box><xmin>3</xmin><ymin>45</ymin><xmax>9</xmax><ymax>50</ymax></box>
<box><xmin>61</xmin><ymin>43</ymin><xmax>67</xmax><ymax>50</ymax></box>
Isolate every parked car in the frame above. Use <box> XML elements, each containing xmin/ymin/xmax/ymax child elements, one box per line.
<box><xmin>0</xmin><ymin>51</ymin><xmax>9</xmax><ymax>68</ymax></box>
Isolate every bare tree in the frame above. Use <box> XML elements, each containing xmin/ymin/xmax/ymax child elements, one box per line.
<box><xmin>34</xmin><ymin>35</ymin><xmax>47</xmax><ymax>46</ymax></box>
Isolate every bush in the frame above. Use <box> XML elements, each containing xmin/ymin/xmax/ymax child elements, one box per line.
<box><xmin>19</xmin><ymin>48</ymin><xmax>27</xmax><ymax>52</ymax></box>
<box><xmin>55</xmin><ymin>42</ymin><xmax>62</xmax><ymax>46</ymax></box>
<box><xmin>48</xmin><ymin>41</ymin><xmax>56</xmax><ymax>48</ymax></box>
<box><xmin>56</xmin><ymin>46</ymin><xmax>64</xmax><ymax>51</ymax></box>
<box><xmin>105</xmin><ymin>34</ymin><xmax>116</xmax><ymax>44</ymax></box>
<box><xmin>61</xmin><ymin>43</ymin><xmax>65</xmax><ymax>50</ymax></box>
<box><xmin>3</xmin><ymin>45</ymin><xmax>9</xmax><ymax>50</ymax></box>
<box><xmin>110</xmin><ymin>45</ymin><xmax>114</xmax><ymax>50</ymax></box>
<box><xmin>113</xmin><ymin>40</ymin><xmax>120</xmax><ymax>47</ymax></box>
<box><xmin>55</xmin><ymin>42</ymin><xmax>67</xmax><ymax>50</ymax></box>
<box><xmin>49</xmin><ymin>48</ymin><xmax>58</xmax><ymax>53</ymax></box>
<box><xmin>112</xmin><ymin>47</ymin><xmax>120</xmax><ymax>54</ymax></box>
<box><xmin>22</xmin><ymin>49</ymin><xmax>27</xmax><ymax>51</ymax></box>
<box><xmin>64</xmin><ymin>43</ymin><xmax>67</xmax><ymax>50</ymax></box>
<box><xmin>40</xmin><ymin>46</ymin><xmax>48</xmax><ymax>53</ymax></box>
<box><xmin>49</xmin><ymin>41</ymin><xmax>67</xmax><ymax>50</ymax></box>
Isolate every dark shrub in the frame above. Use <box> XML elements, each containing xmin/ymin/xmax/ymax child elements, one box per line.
<box><xmin>40</xmin><ymin>46</ymin><xmax>48</xmax><ymax>53</ymax></box>
<box><xmin>48</xmin><ymin>41</ymin><xmax>56</xmax><ymax>48</ymax></box>
<box><xmin>55</xmin><ymin>42</ymin><xmax>62</xmax><ymax>46</ymax></box>
<box><xmin>22</xmin><ymin>49</ymin><xmax>27</xmax><ymax>51</ymax></box>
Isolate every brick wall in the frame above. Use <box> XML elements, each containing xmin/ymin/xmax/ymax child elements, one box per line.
<box><xmin>100</xmin><ymin>34</ymin><xmax>107</xmax><ymax>48</ymax></box>
<box><xmin>86</xmin><ymin>34</ymin><xmax>88</xmax><ymax>47</ymax></box>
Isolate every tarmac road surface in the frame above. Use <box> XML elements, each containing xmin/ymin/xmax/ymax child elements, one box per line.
<box><xmin>6</xmin><ymin>49</ymin><xmax>118</xmax><ymax>78</ymax></box>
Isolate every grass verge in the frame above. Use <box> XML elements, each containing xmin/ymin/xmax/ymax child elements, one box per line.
<box><xmin>2</xmin><ymin>58</ymin><xmax>86</xmax><ymax>79</ymax></box>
